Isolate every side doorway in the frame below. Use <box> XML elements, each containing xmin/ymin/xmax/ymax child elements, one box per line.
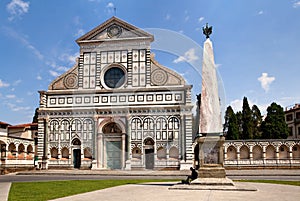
<box><xmin>73</xmin><ymin>149</ymin><xmax>81</xmax><ymax>168</ymax></box>
<box><xmin>72</xmin><ymin>138</ymin><xmax>81</xmax><ymax>169</ymax></box>
<box><xmin>144</xmin><ymin>138</ymin><xmax>155</xmax><ymax>169</ymax></box>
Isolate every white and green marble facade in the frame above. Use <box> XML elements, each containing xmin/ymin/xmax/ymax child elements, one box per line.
<box><xmin>37</xmin><ymin>17</ymin><xmax>194</xmax><ymax>170</ymax></box>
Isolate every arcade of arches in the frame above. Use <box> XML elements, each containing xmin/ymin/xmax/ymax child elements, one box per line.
<box><xmin>224</xmin><ymin>140</ymin><xmax>300</xmax><ymax>168</ymax></box>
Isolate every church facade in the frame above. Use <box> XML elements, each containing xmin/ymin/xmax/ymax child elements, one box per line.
<box><xmin>37</xmin><ymin>17</ymin><xmax>194</xmax><ymax>170</ymax></box>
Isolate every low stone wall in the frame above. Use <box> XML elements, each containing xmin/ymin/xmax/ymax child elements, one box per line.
<box><xmin>47</xmin><ymin>159</ymin><xmax>92</xmax><ymax>169</ymax></box>
<box><xmin>0</xmin><ymin>159</ymin><xmax>35</xmax><ymax>174</ymax></box>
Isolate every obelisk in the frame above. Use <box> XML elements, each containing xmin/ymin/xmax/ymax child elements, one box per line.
<box><xmin>191</xmin><ymin>24</ymin><xmax>232</xmax><ymax>185</ymax></box>
<box><xmin>199</xmin><ymin>24</ymin><xmax>222</xmax><ymax>135</ymax></box>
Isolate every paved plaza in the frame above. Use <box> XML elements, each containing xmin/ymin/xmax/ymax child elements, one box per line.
<box><xmin>1</xmin><ymin>169</ymin><xmax>300</xmax><ymax>201</ymax></box>
<box><xmin>50</xmin><ymin>181</ymin><xmax>300</xmax><ymax>201</ymax></box>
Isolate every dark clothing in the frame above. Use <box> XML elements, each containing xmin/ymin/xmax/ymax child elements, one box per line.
<box><xmin>183</xmin><ymin>168</ymin><xmax>198</xmax><ymax>184</ymax></box>
<box><xmin>190</xmin><ymin>169</ymin><xmax>198</xmax><ymax>180</ymax></box>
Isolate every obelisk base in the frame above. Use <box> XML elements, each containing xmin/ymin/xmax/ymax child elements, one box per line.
<box><xmin>198</xmin><ymin>165</ymin><xmax>226</xmax><ymax>178</ymax></box>
<box><xmin>191</xmin><ymin>165</ymin><xmax>233</xmax><ymax>186</ymax></box>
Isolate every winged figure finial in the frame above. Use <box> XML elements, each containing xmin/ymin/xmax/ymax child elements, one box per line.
<box><xmin>202</xmin><ymin>23</ymin><xmax>212</xmax><ymax>39</ymax></box>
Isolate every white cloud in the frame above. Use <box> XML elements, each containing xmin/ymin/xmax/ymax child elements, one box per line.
<box><xmin>16</xmin><ymin>98</ymin><xmax>23</xmax><ymax>103</ymax></box>
<box><xmin>59</xmin><ymin>53</ymin><xmax>79</xmax><ymax>65</ymax></box>
<box><xmin>173</xmin><ymin>48</ymin><xmax>199</xmax><ymax>64</ymax></box>
<box><xmin>27</xmin><ymin>91</ymin><xmax>34</xmax><ymax>96</ymax></box>
<box><xmin>73</xmin><ymin>16</ymin><xmax>82</xmax><ymax>26</ymax></box>
<box><xmin>74</xmin><ymin>29</ymin><xmax>85</xmax><ymax>37</ymax></box>
<box><xmin>36</xmin><ymin>75</ymin><xmax>42</xmax><ymax>80</ymax></box>
<box><xmin>6</xmin><ymin>0</ymin><xmax>30</xmax><ymax>21</ymax></box>
<box><xmin>105</xmin><ymin>2</ymin><xmax>115</xmax><ymax>15</ymax></box>
<box><xmin>6</xmin><ymin>102</ymin><xmax>31</xmax><ymax>112</ymax></box>
<box><xmin>49</xmin><ymin>70</ymin><xmax>60</xmax><ymax>77</ymax></box>
<box><xmin>215</xmin><ymin>64</ymin><xmax>222</xmax><ymax>68</ymax></box>
<box><xmin>293</xmin><ymin>1</ymin><xmax>300</xmax><ymax>8</ymax></box>
<box><xmin>13</xmin><ymin>79</ymin><xmax>22</xmax><ymax>86</ymax></box>
<box><xmin>106</xmin><ymin>2</ymin><xmax>114</xmax><ymax>8</ymax></box>
<box><xmin>230</xmin><ymin>99</ymin><xmax>243</xmax><ymax>112</ymax></box>
<box><xmin>165</xmin><ymin>14</ymin><xmax>171</xmax><ymax>20</ymax></box>
<box><xmin>198</xmin><ymin>17</ymin><xmax>205</xmax><ymax>23</ymax></box>
<box><xmin>0</xmin><ymin>80</ymin><xmax>10</xmax><ymax>88</ymax></box>
<box><xmin>56</xmin><ymin>66</ymin><xmax>69</xmax><ymax>72</ymax></box>
<box><xmin>258</xmin><ymin>10</ymin><xmax>264</xmax><ymax>15</ymax></box>
<box><xmin>229</xmin><ymin>98</ymin><xmax>268</xmax><ymax>114</ymax></box>
<box><xmin>258</xmin><ymin>72</ymin><xmax>275</xmax><ymax>92</ymax></box>
<box><xmin>3</xmin><ymin>26</ymin><xmax>44</xmax><ymax>60</ymax></box>
<box><xmin>6</xmin><ymin>94</ymin><xmax>16</xmax><ymax>99</ymax></box>
<box><xmin>47</xmin><ymin>52</ymin><xmax>77</xmax><ymax>74</ymax></box>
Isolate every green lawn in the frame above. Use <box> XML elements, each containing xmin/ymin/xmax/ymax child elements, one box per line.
<box><xmin>9</xmin><ymin>179</ymin><xmax>300</xmax><ymax>201</ymax></box>
<box><xmin>8</xmin><ymin>179</ymin><xmax>176</xmax><ymax>201</ymax></box>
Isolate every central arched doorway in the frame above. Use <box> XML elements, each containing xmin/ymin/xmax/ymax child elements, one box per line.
<box><xmin>144</xmin><ymin>138</ymin><xmax>154</xmax><ymax>169</ymax></box>
<box><xmin>72</xmin><ymin>138</ymin><xmax>81</xmax><ymax>169</ymax></box>
<box><xmin>103</xmin><ymin>122</ymin><xmax>122</xmax><ymax>169</ymax></box>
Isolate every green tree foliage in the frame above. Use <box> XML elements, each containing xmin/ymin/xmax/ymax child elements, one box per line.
<box><xmin>224</xmin><ymin>98</ymin><xmax>287</xmax><ymax>140</ymax></box>
<box><xmin>261</xmin><ymin>102</ymin><xmax>288</xmax><ymax>139</ymax></box>
<box><xmin>242</xmin><ymin>97</ymin><xmax>253</xmax><ymax>139</ymax></box>
<box><xmin>223</xmin><ymin>106</ymin><xmax>239</xmax><ymax>140</ymax></box>
<box><xmin>236</xmin><ymin>111</ymin><xmax>243</xmax><ymax>136</ymax></box>
<box><xmin>32</xmin><ymin>108</ymin><xmax>39</xmax><ymax>123</ymax></box>
<box><xmin>252</xmin><ymin>105</ymin><xmax>262</xmax><ymax>139</ymax></box>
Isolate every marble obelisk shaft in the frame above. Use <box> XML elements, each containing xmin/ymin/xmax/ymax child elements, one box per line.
<box><xmin>199</xmin><ymin>38</ymin><xmax>222</xmax><ymax>134</ymax></box>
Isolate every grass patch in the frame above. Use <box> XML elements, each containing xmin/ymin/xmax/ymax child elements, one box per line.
<box><xmin>8</xmin><ymin>179</ymin><xmax>176</xmax><ymax>201</ymax></box>
<box><xmin>236</xmin><ymin>180</ymin><xmax>300</xmax><ymax>186</ymax></box>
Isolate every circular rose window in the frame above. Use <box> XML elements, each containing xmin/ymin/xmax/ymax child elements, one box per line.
<box><xmin>104</xmin><ymin>67</ymin><xmax>125</xmax><ymax>88</ymax></box>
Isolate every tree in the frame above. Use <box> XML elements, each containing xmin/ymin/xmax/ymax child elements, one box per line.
<box><xmin>242</xmin><ymin>97</ymin><xmax>253</xmax><ymax>139</ymax></box>
<box><xmin>236</xmin><ymin>111</ymin><xmax>243</xmax><ymax>137</ymax></box>
<box><xmin>261</xmin><ymin>102</ymin><xmax>288</xmax><ymax>139</ymax></box>
<box><xmin>32</xmin><ymin>108</ymin><xmax>39</xmax><ymax>123</ymax></box>
<box><xmin>251</xmin><ymin>105</ymin><xmax>262</xmax><ymax>139</ymax></box>
<box><xmin>192</xmin><ymin>94</ymin><xmax>201</xmax><ymax>137</ymax></box>
<box><xmin>223</xmin><ymin>106</ymin><xmax>239</xmax><ymax>140</ymax></box>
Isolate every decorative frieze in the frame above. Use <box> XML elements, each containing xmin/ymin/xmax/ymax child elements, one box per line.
<box><xmin>46</xmin><ymin>91</ymin><xmax>185</xmax><ymax>108</ymax></box>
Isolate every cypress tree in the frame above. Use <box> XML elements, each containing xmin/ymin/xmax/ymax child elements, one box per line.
<box><xmin>236</xmin><ymin>111</ymin><xmax>243</xmax><ymax>138</ymax></box>
<box><xmin>32</xmin><ymin>108</ymin><xmax>39</xmax><ymax>123</ymax></box>
<box><xmin>242</xmin><ymin>97</ymin><xmax>253</xmax><ymax>139</ymax></box>
<box><xmin>251</xmin><ymin>105</ymin><xmax>262</xmax><ymax>139</ymax></box>
<box><xmin>224</xmin><ymin>106</ymin><xmax>239</xmax><ymax>140</ymax></box>
<box><xmin>261</xmin><ymin>102</ymin><xmax>288</xmax><ymax>139</ymax></box>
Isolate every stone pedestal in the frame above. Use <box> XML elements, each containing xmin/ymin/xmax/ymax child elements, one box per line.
<box><xmin>195</xmin><ymin>136</ymin><xmax>225</xmax><ymax>167</ymax></box>
<box><xmin>197</xmin><ymin>165</ymin><xmax>226</xmax><ymax>178</ymax></box>
<box><xmin>192</xmin><ymin>135</ymin><xmax>234</xmax><ymax>186</ymax></box>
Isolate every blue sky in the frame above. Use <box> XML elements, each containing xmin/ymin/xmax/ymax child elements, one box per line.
<box><xmin>0</xmin><ymin>0</ymin><xmax>300</xmax><ymax>125</ymax></box>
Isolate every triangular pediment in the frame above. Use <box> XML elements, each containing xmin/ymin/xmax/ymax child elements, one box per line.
<box><xmin>76</xmin><ymin>17</ymin><xmax>153</xmax><ymax>44</ymax></box>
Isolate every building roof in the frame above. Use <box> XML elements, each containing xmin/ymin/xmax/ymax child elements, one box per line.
<box><xmin>0</xmin><ymin>121</ymin><xmax>11</xmax><ymax>126</ymax></box>
<box><xmin>8</xmin><ymin>123</ymin><xmax>38</xmax><ymax>129</ymax></box>
<box><xmin>285</xmin><ymin>104</ymin><xmax>300</xmax><ymax>113</ymax></box>
<box><xmin>76</xmin><ymin>16</ymin><xmax>154</xmax><ymax>44</ymax></box>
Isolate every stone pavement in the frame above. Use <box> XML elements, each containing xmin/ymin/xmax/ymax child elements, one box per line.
<box><xmin>50</xmin><ymin>181</ymin><xmax>300</xmax><ymax>201</ymax></box>
<box><xmin>2</xmin><ymin>169</ymin><xmax>300</xmax><ymax>201</ymax></box>
<box><xmin>0</xmin><ymin>182</ymin><xmax>11</xmax><ymax>201</ymax></box>
<box><xmin>15</xmin><ymin>168</ymin><xmax>300</xmax><ymax>176</ymax></box>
